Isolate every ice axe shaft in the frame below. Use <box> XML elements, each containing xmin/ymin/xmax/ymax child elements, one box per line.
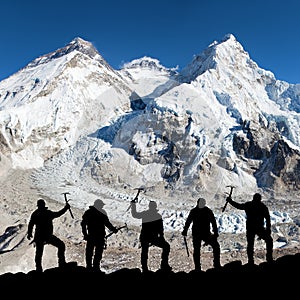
<box><xmin>105</xmin><ymin>223</ymin><xmax>128</xmax><ymax>239</ymax></box>
<box><xmin>222</xmin><ymin>185</ymin><xmax>235</xmax><ymax>213</ymax></box>
<box><xmin>62</xmin><ymin>192</ymin><xmax>74</xmax><ymax>219</ymax></box>
<box><xmin>104</xmin><ymin>223</ymin><xmax>128</xmax><ymax>250</ymax></box>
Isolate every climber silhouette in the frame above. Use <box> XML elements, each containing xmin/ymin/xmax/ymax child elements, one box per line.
<box><xmin>81</xmin><ymin>199</ymin><xmax>118</xmax><ymax>272</ymax></box>
<box><xmin>130</xmin><ymin>199</ymin><xmax>172</xmax><ymax>273</ymax></box>
<box><xmin>182</xmin><ymin>197</ymin><xmax>221</xmax><ymax>271</ymax></box>
<box><xmin>27</xmin><ymin>199</ymin><xmax>70</xmax><ymax>272</ymax></box>
<box><xmin>226</xmin><ymin>192</ymin><xmax>273</xmax><ymax>264</ymax></box>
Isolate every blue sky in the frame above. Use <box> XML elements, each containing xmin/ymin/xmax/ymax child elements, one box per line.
<box><xmin>1</xmin><ymin>0</ymin><xmax>300</xmax><ymax>83</ymax></box>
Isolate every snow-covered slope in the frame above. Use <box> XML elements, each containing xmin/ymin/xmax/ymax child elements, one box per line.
<box><xmin>0</xmin><ymin>37</ymin><xmax>133</xmax><ymax>169</ymax></box>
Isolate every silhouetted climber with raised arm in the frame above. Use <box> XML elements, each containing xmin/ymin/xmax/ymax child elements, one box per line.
<box><xmin>226</xmin><ymin>192</ymin><xmax>273</xmax><ymax>265</ymax></box>
<box><xmin>130</xmin><ymin>198</ymin><xmax>172</xmax><ymax>273</ymax></box>
<box><xmin>182</xmin><ymin>197</ymin><xmax>221</xmax><ymax>271</ymax></box>
<box><xmin>81</xmin><ymin>199</ymin><xmax>118</xmax><ymax>272</ymax></box>
<box><xmin>27</xmin><ymin>199</ymin><xmax>70</xmax><ymax>272</ymax></box>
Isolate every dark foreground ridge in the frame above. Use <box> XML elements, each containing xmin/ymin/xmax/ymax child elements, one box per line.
<box><xmin>1</xmin><ymin>253</ymin><xmax>299</xmax><ymax>297</ymax></box>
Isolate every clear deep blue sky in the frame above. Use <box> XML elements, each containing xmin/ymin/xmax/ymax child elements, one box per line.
<box><xmin>1</xmin><ymin>0</ymin><xmax>300</xmax><ymax>83</ymax></box>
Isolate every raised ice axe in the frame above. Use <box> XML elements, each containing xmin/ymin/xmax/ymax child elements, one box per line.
<box><xmin>126</xmin><ymin>187</ymin><xmax>145</xmax><ymax>212</ymax></box>
<box><xmin>222</xmin><ymin>185</ymin><xmax>235</xmax><ymax>213</ymax></box>
<box><xmin>62</xmin><ymin>192</ymin><xmax>74</xmax><ymax>219</ymax></box>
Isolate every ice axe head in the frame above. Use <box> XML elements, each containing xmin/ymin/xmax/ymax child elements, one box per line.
<box><xmin>61</xmin><ymin>192</ymin><xmax>71</xmax><ymax>202</ymax></box>
<box><xmin>62</xmin><ymin>192</ymin><xmax>70</xmax><ymax>197</ymax></box>
<box><xmin>132</xmin><ymin>187</ymin><xmax>145</xmax><ymax>203</ymax></box>
<box><xmin>134</xmin><ymin>187</ymin><xmax>146</xmax><ymax>191</ymax></box>
<box><xmin>134</xmin><ymin>187</ymin><xmax>145</xmax><ymax>195</ymax></box>
<box><xmin>226</xmin><ymin>185</ymin><xmax>235</xmax><ymax>197</ymax></box>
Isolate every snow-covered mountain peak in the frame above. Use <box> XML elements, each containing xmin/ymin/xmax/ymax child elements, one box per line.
<box><xmin>179</xmin><ymin>33</ymin><xmax>261</xmax><ymax>82</ymax></box>
<box><xmin>70</xmin><ymin>36</ymin><xmax>93</xmax><ymax>47</ymax></box>
<box><xmin>179</xmin><ymin>33</ymin><xmax>277</xmax><ymax>112</ymax></box>
<box><xmin>63</xmin><ymin>36</ymin><xmax>103</xmax><ymax>59</ymax></box>
<box><xmin>122</xmin><ymin>56</ymin><xmax>163</xmax><ymax>69</ymax></box>
<box><xmin>0</xmin><ymin>35</ymin><xmax>135</xmax><ymax>169</ymax></box>
<box><xmin>119</xmin><ymin>56</ymin><xmax>179</xmax><ymax>97</ymax></box>
<box><xmin>208</xmin><ymin>33</ymin><xmax>236</xmax><ymax>47</ymax></box>
<box><xmin>25</xmin><ymin>36</ymin><xmax>102</xmax><ymax>70</ymax></box>
<box><xmin>220</xmin><ymin>33</ymin><xmax>237</xmax><ymax>43</ymax></box>
<box><xmin>122</xmin><ymin>56</ymin><xmax>177</xmax><ymax>74</ymax></box>
<box><xmin>213</xmin><ymin>34</ymin><xmax>253</xmax><ymax>66</ymax></box>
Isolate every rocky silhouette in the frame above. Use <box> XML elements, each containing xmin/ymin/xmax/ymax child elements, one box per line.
<box><xmin>0</xmin><ymin>253</ymin><xmax>299</xmax><ymax>297</ymax></box>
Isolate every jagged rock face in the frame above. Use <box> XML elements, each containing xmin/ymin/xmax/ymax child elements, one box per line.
<box><xmin>0</xmin><ymin>34</ymin><xmax>300</xmax><ymax>199</ymax></box>
<box><xmin>230</xmin><ymin>114</ymin><xmax>300</xmax><ymax>194</ymax></box>
<box><xmin>255</xmin><ymin>139</ymin><xmax>300</xmax><ymax>192</ymax></box>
